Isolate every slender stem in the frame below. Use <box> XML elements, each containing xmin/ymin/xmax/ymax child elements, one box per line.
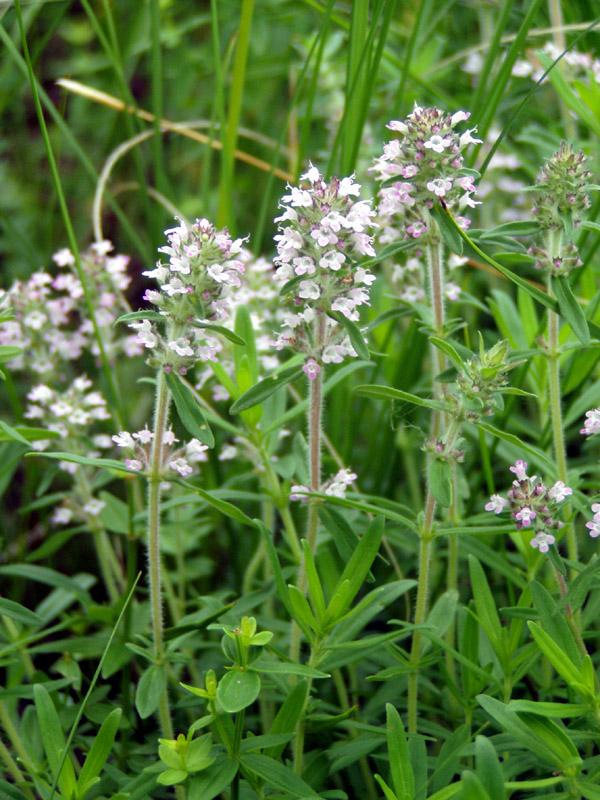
<box><xmin>147</xmin><ymin>369</ymin><xmax>181</xmax><ymax>760</ymax></box>
<box><xmin>426</xmin><ymin>239</ymin><xmax>446</xmax><ymax>435</ymax></box>
<box><xmin>545</xmin><ymin>237</ymin><xmax>578</xmax><ymax>569</ymax></box>
<box><xmin>408</xmin><ymin>491</ymin><xmax>436</xmax><ymax>734</ymax></box>
<box><xmin>148</xmin><ymin>370</ymin><xmax>170</xmax><ymax>660</ymax></box>
<box><xmin>290</xmin><ymin>315</ymin><xmax>326</xmax><ymax>663</ymax></box>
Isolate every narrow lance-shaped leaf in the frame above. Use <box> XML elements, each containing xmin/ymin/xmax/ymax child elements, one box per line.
<box><xmin>385</xmin><ymin>704</ymin><xmax>414</xmax><ymax>800</ymax></box>
<box><xmin>34</xmin><ymin>684</ymin><xmax>78</xmax><ymax>800</ymax></box>
<box><xmin>431</xmin><ymin>202</ymin><xmax>463</xmax><ymax>255</ymax></box>
<box><xmin>551</xmin><ymin>275</ymin><xmax>590</xmax><ymax>345</ymax></box>
<box><xmin>429</xmin><ymin>460</ymin><xmax>453</xmax><ymax>508</ymax></box>
<box><xmin>327</xmin><ymin>310</ymin><xmax>370</xmax><ymax>360</ymax></box>
<box><xmin>76</xmin><ymin>708</ymin><xmax>122</xmax><ymax>797</ymax></box>
<box><xmin>165</xmin><ymin>371</ymin><xmax>215</xmax><ymax>447</ymax></box>
<box><xmin>230</xmin><ymin>363</ymin><xmax>304</xmax><ymax>414</ymax></box>
<box><xmin>355</xmin><ymin>384</ymin><xmax>448</xmax><ymax>411</ymax></box>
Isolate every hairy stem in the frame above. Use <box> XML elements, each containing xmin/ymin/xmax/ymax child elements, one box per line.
<box><xmin>546</xmin><ymin>234</ymin><xmax>578</xmax><ymax>569</ymax></box>
<box><xmin>408</xmin><ymin>491</ymin><xmax>436</xmax><ymax>733</ymax></box>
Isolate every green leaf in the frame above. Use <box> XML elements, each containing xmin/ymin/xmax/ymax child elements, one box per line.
<box><xmin>77</xmin><ymin>708</ymin><xmax>122</xmax><ymax>798</ymax></box>
<box><xmin>98</xmin><ymin>491</ymin><xmax>130</xmax><ymax>535</ymax></box>
<box><xmin>468</xmin><ymin>556</ymin><xmax>503</xmax><ymax>652</ymax></box>
<box><xmin>0</xmin><ymin>425</ymin><xmax>61</xmax><ymax>444</ymax></box>
<box><xmin>527</xmin><ymin>622</ymin><xmax>588</xmax><ymax>696</ymax></box>
<box><xmin>229</xmin><ymin>364</ymin><xmax>303</xmax><ymax>414</ymax></box>
<box><xmin>0</xmin><ymin>564</ymin><xmax>92</xmax><ymax>606</ymax></box>
<box><xmin>234</xmin><ymin>305</ymin><xmax>257</xmax><ymax>381</ymax></box>
<box><xmin>385</xmin><ymin>704</ymin><xmax>414</xmax><ymax>800</ymax></box>
<box><xmin>251</xmin><ymin>658</ymin><xmax>329</xmax><ymax>679</ymax></box>
<box><xmin>474</xmin><ymin>736</ymin><xmax>504</xmax><ymax>800</ymax></box>
<box><xmin>374</xmin><ymin>774</ymin><xmax>400</xmax><ymax>800</ymax></box>
<box><xmin>302</xmin><ymin>539</ymin><xmax>326</xmax><ymax>623</ymax></box>
<box><xmin>135</xmin><ymin>664</ymin><xmax>165</xmax><ymax>719</ymax></box>
<box><xmin>332</xmin><ymin>516</ymin><xmax>385</xmax><ymax>614</ymax></box>
<box><xmin>319</xmin><ymin>507</ymin><xmax>375</xmax><ymax>583</ymax></box>
<box><xmin>355</xmin><ymin>384</ymin><xmax>448</xmax><ymax>411</ymax></box>
<box><xmin>188</xmin><ymin>758</ymin><xmax>238</xmax><ymax>800</ymax></box>
<box><xmin>165</xmin><ymin>371</ymin><xmax>214</xmax><ymax>448</ymax></box>
<box><xmin>34</xmin><ymin>684</ymin><xmax>77</xmax><ymax>800</ymax></box>
<box><xmin>288</xmin><ymin>585</ymin><xmax>319</xmax><ymax>636</ymax></box>
<box><xmin>529</xmin><ymin>581</ymin><xmax>581</xmax><ymax>666</ymax></box>
<box><xmin>114</xmin><ymin>310</ymin><xmax>165</xmax><ymax>325</ymax></box>
<box><xmin>477</xmin><ymin>695</ymin><xmax>579</xmax><ymax>769</ymax></box>
<box><xmin>429</xmin><ymin>460</ymin><xmax>453</xmax><ymax>508</ymax></box>
<box><xmin>27</xmin><ymin>451</ymin><xmax>135</xmax><ymax>474</ymax></box>
<box><xmin>157</xmin><ymin>769</ymin><xmax>188</xmax><ymax>785</ymax></box>
<box><xmin>551</xmin><ymin>275</ymin><xmax>590</xmax><ymax>345</ymax></box>
<box><xmin>217</xmin><ymin>669</ymin><xmax>261</xmax><ymax>713</ymax></box>
<box><xmin>175</xmin><ymin>480</ymin><xmax>257</xmax><ymax>527</ymax></box>
<box><xmin>476</xmin><ymin>423</ymin><xmax>555</xmax><ymax>475</ymax></box>
<box><xmin>507</xmin><ymin>700</ymin><xmax>588</xmax><ymax>718</ymax></box>
<box><xmin>0</xmin><ymin>345</ymin><xmax>23</xmax><ymax>362</ymax></box>
<box><xmin>429</xmin><ymin>336</ymin><xmax>466</xmax><ymax>370</ymax></box>
<box><xmin>327</xmin><ymin>310</ymin><xmax>369</xmax><ymax>360</ymax></box>
<box><xmin>480</xmin><ymin>220</ymin><xmax>543</xmax><ymax>238</ymax></box>
<box><xmin>240</xmin><ymin>753</ymin><xmax>320</xmax><ymax>798</ymax></box>
<box><xmin>0</xmin><ymin>597</ymin><xmax>43</xmax><ymax>627</ymax></box>
<box><xmin>461</xmin><ymin>770</ymin><xmax>491</xmax><ymax>800</ymax></box>
<box><xmin>430</xmin><ymin>203</ymin><xmax>463</xmax><ymax>254</ymax></box>
<box><xmin>264</xmin><ymin>680</ymin><xmax>308</xmax><ymax>761</ymax></box>
<box><xmin>193</xmin><ymin>321</ymin><xmax>245</xmax><ymax>346</ymax></box>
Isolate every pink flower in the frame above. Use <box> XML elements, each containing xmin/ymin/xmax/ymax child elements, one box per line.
<box><xmin>485</xmin><ymin>494</ymin><xmax>508</xmax><ymax>514</ymax></box>
<box><xmin>509</xmin><ymin>460</ymin><xmax>528</xmax><ymax>481</ymax></box>
<box><xmin>515</xmin><ymin>506</ymin><xmax>536</xmax><ymax>526</ymax></box>
<box><xmin>303</xmin><ymin>358</ymin><xmax>321</xmax><ymax>380</ymax></box>
<box><xmin>530</xmin><ymin>532</ymin><xmax>555</xmax><ymax>553</ymax></box>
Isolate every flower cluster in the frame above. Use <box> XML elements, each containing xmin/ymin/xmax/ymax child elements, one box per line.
<box><xmin>371</xmin><ymin>105</ymin><xmax>481</xmax><ymax>242</ymax></box>
<box><xmin>0</xmin><ymin>241</ymin><xmax>140</xmax><ymax>375</ymax></box>
<box><xmin>290</xmin><ymin>467</ymin><xmax>357</xmax><ymax>502</ymax></box>
<box><xmin>581</xmin><ymin>407</ymin><xmax>600</xmax><ymax>437</ymax></box>
<box><xmin>272</xmin><ymin>166</ymin><xmax>377</xmax><ymax>376</ymax></box>
<box><xmin>112</xmin><ymin>427</ymin><xmax>208</xmax><ymax>477</ymax></box>
<box><xmin>24</xmin><ymin>376</ymin><xmax>115</xmax><ymax>527</ymax></box>
<box><xmin>132</xmin><ymin>218</ymin><xmax>246</xmax><ymax>372</ymax></box>
<box><xmin>25</xmin><ymin>376</ymin><xmax>111</xmax><ymax>458</ymax></box>
<box><xmin>452</xmin><ymin>338</ymin><xmax>517</xmax><ymax>419</ymax></box>
<box><xmin>531</xmin><ymin>142</ymin><xmax>592</xmax><ymax>231</ymax></box>
<box><xmin>586</xmin><ymin>503</ymin><xmax>600</xmax><ymax>538</ymax></box>
<box><xmin>485</xmin><ymin>460</ymin><xmax>572</xmax><ymax>553</ymax></box>
<box><xmin>386</xmin><ymin>250</ymin><xmax>462</xmax><ymax>304</ymax></box>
